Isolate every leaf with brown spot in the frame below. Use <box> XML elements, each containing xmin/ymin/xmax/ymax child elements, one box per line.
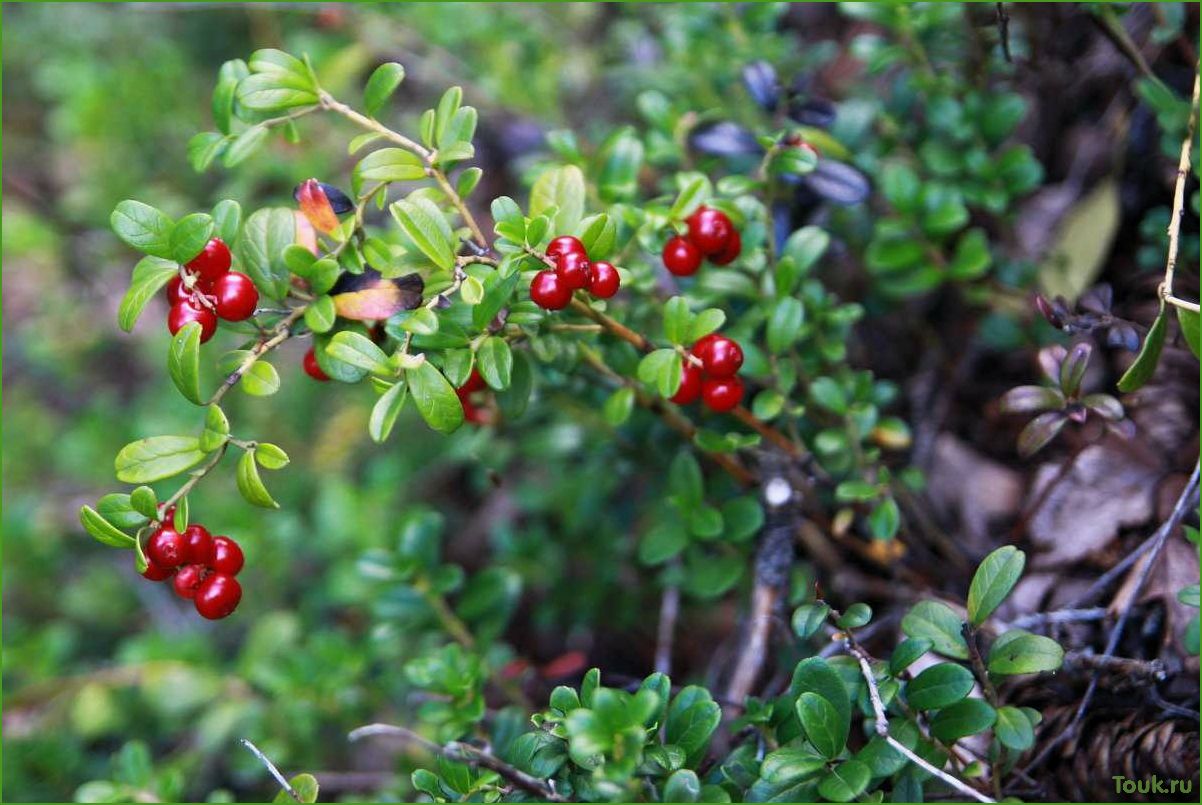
<box><xmin>331</xmin><ymin>267</ymin><xmax>423</xmax><ymax>321</ymax></box>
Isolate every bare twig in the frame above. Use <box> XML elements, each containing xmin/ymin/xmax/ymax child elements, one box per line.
<box><xmin>1002</xmin><ymin>607</ymin><xmax>1107</xmax><ymax>630</ymax></box>
<box><xmin>209</xmin><ymin>307</ymin><xmax>307</xmax><ymax>406</ymax></box>
<box><xmin>1061</xmin><ymin>651</ymin><xmax>1166</xmax><ymax>681</ymax></box>
<box><xmin>348</xmin><ymin>723</ymin><xmax>566</xmax><ymax>801</ymax></box>
<box><xmin>655</xmin><ymin>571</ymin><xmax>681</xmax><ymax>676</ymax></box>
<box><xmin>1160</xmin><ymin>68</ymin><xmax>1201</xmax><ymax>310</ymax></box>
<box><xmin>995</xmin><ymin>4</ymin><xmax>1012</xmax><ymax>63</ymax></box>
<box><xmin>240</xmin><ymin>739</ymin><xmax>301</xmax><ymax>802</ymax></box>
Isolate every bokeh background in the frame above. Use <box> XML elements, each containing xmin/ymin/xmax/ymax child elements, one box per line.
<box><xmin>3</xmin><ymin>3</ymin><xmax>1198</xmax><ymax>802</ymax></box>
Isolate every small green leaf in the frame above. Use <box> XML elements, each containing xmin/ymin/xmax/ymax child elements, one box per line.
<box><xmin>241</xmin><ymin>361</ymin><xmax>281</xmax><ymax>396</ymax></box>
<box><xmin>255</xmin><ymin>443</ymin><xmax>290</xmax><ymax>469</ymax></box>
<box><xmin>167</xmin><ymin>322</ymin><xmax>204</xmax><ymax>405</ymax></box>
<box><xmin>356</xmin><ymin>148</ymin><xmax>426</xmax><ymax>182</ymax></box>
<box><xmin>200</xmin><ymin>405</ymin><xmax>230</xmax><ymax>452</ymax></box>
<box><xmin>391</xmin><ymin>198</ymin><xmax>456</xmax><ymax>271</ymax></box>
<box><xmin>212</xmin><ymin>199</ymin><xmax>242</xmax><ymax>243</ymax></box>
<box><xmin>530</xmin><ymin>165</ymin><xmax>586</xmax><ymax>235</ymax></box>
<box><xmin>929</xmin><ymin>698</ymin><xmax>996</xmax><ymax>741</ymax></box>
<box><xmin>668</xmin><ymin>173</ymin><xmax>711</xmax><ymax>220</ymax></box>
<box><xmin>476</xmin><ymin>336</ymin><xmax>513</xmax><ymax>390</ymax></box>
<box><xmin>836</xmin><ymin>603</ymin><xmax>872</xmax><ymax>629</ymax></box>
<box><xmin>791</xmin><ymin>658</ymin><xmax>850</xmax><ymax>752</ymax></box>
<box><xmin>987</xmin><ymin>629</ymin><xmax>1065</xmax><ymax>675</ymax></box>
<box><xmin>369</xmin><ymin>381</ymin><xmax>408</xmax><ymax>443</ymax></box>
<box><xmin>111</xmin><ymin>200</ymin><xmax>174</xmax><ymax>258</ymax></box>
<box><xmin>304</xmin><ymin>294</ymin><xmax>336</xmax><ymax>333</ymax></box>
<box><xmin>79</xmin><ymin>506</ymin><xmax>136</xmax><ymax>549</ymax></box>
<box><xmin>236</xmin><ymin>72</ymin><xmax>319</xmax><ymax>112</ymax></box>
<box><xmin>760</xmin><ymin>745</ymin><xmax>827</xmax><ymax>784</ymax></box>
<box><xmin>237</xmin><ymin>208</ymin><xmax>295</xmax><ymax>300</ymax></box>
<box><xmin>663</xmin><ymin>296</ymin><xmax>695</xmax><ymax>345</ymax></box>
<box><xmin>236</xmin><ymin>449</ymin><xmax>278</xmax><ymax>508</ymax></box>
<box><xmin>663</xmin><ymin>769</ymin><xmax>701</xmax><ymax>804</ymax></box>
<box><xmin>604</xmin><ymin>387</ymin><xmax>635</xmax><ymax>426</ymax></box>
<box><xmin>118</xmin><ymin>257</ymin><xmax>179</xmax><ymax>332</ymax></box>
<box><xmin>808</xmin><ymin>377</ymin><xmax>847</xmax><ymax>414</ymax></box>
<box><xmin>688</xmin><ymin>309</ymin><xmax>726</xmax><ymax>342</ymax></box>
<box><xmin>638</xmin><ymin>349</ymin><xmax>683</xmax><ymax>398</ymax></box>
<box><xmin>406</xmin><ymin>360</ymin><xmax>464</xmax><ymax>433</ymax></box>
<box><xmin>835</xmin><ymin>480</ymin><xmax>879</xmax><ymax>503</ymax></box>
<box><xmin>457</xmin><ymin>167</ymin><xmax>483</xmax><ymax>198</ymax></box>
<box><xmin>471</xmin><ymin>271</ymin><xmax>520</xmax><ymax>330</ymax></box>
<box><xmin>326</xmin><ymin>331</ymin><xmax>391</xmax><ymax>374</ymax></box>
<box><xmin>272</xmin><ymin>773</ymin><xmax>319</xmax><ymax>804</ymax></box>
<box><xmin>889</xmin><ymin>637</ymin><xmax>932</xmax><ymax>674</ymax></box>
<box><xmin>638</xmin><ymin>521</ymin><xmax>688</xmax><ymax>565</ymax></box>
<box><xmin>96</xmin><ymin>493</ymin><xmax>147</xmax><ymax>531</ymax></box>
<box><xmin>967</xmin><ymin>546</ymin><xmax>1026</xmax><ymax>626</ymax></box>
<box><xmin>174</xmin><ymin>497</ymin><xmax>189</xmax><ymax>530</ymax></box>
<box><xmin>816</xmin><ymin>760</ymin><xmax>870</xmax><ymax>803</ymax></box>
<box><xmin>364</xmin><ymin>62</ymin><xmax>405</xmax><ymax>117</ymax></box>
<box><xmin>867</xmin><ymin>496</ymin><xmax>900</xmax><ymax>539</ymax></box>
<box><xmin>905</xmin><ymin>662</ymin><xmax>975</xmax><ymax>711</ymax></box>
<box><xmin>223</xmin><ymin>125</ymin><xmax>269</xmax><ymax>167</ymax></box>
<box><xmin>901</xmin><ymin>600</ymin><xmax>969</xmax><ymax>659</ymax></box>
<box><xmin>1117</xmin><ymin>306</ymin><xmax>1168</xmax><ymax>392</ymax></box>
<box><xmin>766</xmin><ymin>297</ymin><xmax>805</xmax><ymax>353</ymax></box>
<box><xmin>1176</xmin><ymin>306</ymin><xmax>1200</xmax><ymax>359</ymax></box>
<box><xmin>792</xmin><ymin>603</ymin><xmax>830</xmax><ymax>639</ymax></box>
<box><xmin>169</xmin><ymin>216</ymin><xmax>211</xmax><ymax>265</ymax></box>
<box><xmin>129</xmin><ymin>486</ymin><xmax>158</xmax><ymax>519</ymax></box>
<box><xmin>115</xmin><ymin>436</ymin><xmax>207</xmax><ymax>484</ymax></box>
<box><xmin>577</xmin><ymin>214</ymin><xmax>617</xmax><ymax>260</ymax></box>
<box><xmin>995</xmin><ymin>705</ymin><xmax>1036</xmax><ymax>751</ymax></box>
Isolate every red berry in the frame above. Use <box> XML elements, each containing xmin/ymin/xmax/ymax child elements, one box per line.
<box><xmin>702</xmin><ymin>376</ymin><xmax>744</xmax><ymax>412</ymax></box>
<box><xmin>587</xmin><ymin>261</ymin><xmax>620</xmax><ymax>299</ymax></box>
<box><xmin>693</xmin><ymin>334</ymin><xmax>743</xmax><ymax>378</ymax></box>
<box><xmin>141</xmin><ymin>560</ymin><xmax>175</xmax><ymax>581</ymax></box>
<box><xmin>554</xmin><ymin>251</ymin><xmax>591</xmax><ymax>291</ymax></box>
<box><xmin>709</xmin><ymin>228</ymin><xmax>742</xmax><ymax>266</ymax></box>
<box><xmin>303</xmin><ymin>347</ymin><xmax>330</xmax><ymax>381</ymax></box>
<box><xmin>670</xmin><ymin>362</ymin><xmax>704</xmax><ymax>405</ymax></box>
<box><xmin>182</xmin><ymin>524</ymin><xmax>213</xmax><ymax>565</ymax></box>
<box><xmin>663</xmin><ymin>236</ymin><xmax>702</xmax><ymax>276</ymax></box>
<box><xmin>147</xmin><ymin>526</ymin><xmax>187</xmax><ymax>568</ymax></box>
<box><xmin>194</xmin><ymin>573</ymin><xmax>241</xmax><ymax>620</ymax></box>
<box><xmin>530</xmin><ymin>270</ymin><xmax>572</xmax><ymax>310</ymax></box>
<box><xmin>462</xmin><ymin>398</ymin><xmax>487</xmax><ymax>425</ymax></box>
<box><xmin>211</xmin><ymin>272</ymin><xmax>259</xmax><ymax>321</ymax></box>
<box><xmin>460</xmin><ymin>368</ymin><xmax>486</xmax><ymax>394</ymax></box>
<box><xmin>185</xmin><ymin>238</ymin><xmax>232</xmax><ymax>286</ymax></box>
<box><xmin>168</xmin><ymin>300</ymin><xmax>218</xmax><ymax>343</ymax></box>
<box><xmin>166</xmin><ymin>275</ymin><xmax>190</xmax><ymax>306</ymax></box>
<box><xmin>209</xmin><ymin>535</ymin><xmax>244</xmax><ymax>576</ymax></box>
<box><xmin>545</xmin><ymin>235</ymin><xmax>587</xmax><ymax>261</ymax></box>
<box><xmin>172</xmin><ymin>564</ymin><xmax>207</xmax><ymax>600</ymax></box>
<box><xmin>686</xmin><ymin>207</ymin><xmax>734</xmax><ymax>255</ymax></box>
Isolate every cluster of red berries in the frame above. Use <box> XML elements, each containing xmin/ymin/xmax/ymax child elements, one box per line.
<box><xmin>165</xmin><ymin>238</ymin><xmax>259</xmax><ymax>343</ymax></box>
<box><xmin>456</xmin><ymin>368</ymin><xmax>489</xmax><ymax>425</ymax></box>
<box><xmin>141</xmin><ymin>510</ymin><xmax>244</xmax><ymax>620</ymax></box>
<box><xmin>530</xmin><ymin>235</ymin><xmax>620</xmax><ymax>311</ymax></box>
<box><xmin>662</xmin><ymin>206</ymin><xmax>742</xmax><ymax>276</ymax></box>
<box><xmin>670</xmin><ymin>333</ymin><xmax>745</xmax><ymax>412</ymax></box>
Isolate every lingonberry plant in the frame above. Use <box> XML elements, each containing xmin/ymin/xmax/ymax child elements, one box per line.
<box><xmin>71</xmin><ymin>33</ymin><xmax>1088</xmax><ymax>801</ymax></box>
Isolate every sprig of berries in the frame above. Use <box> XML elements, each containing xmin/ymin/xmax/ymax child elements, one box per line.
<box><xmin>141</xmin><ymin>510</ymin><xmax>244</xmax><ymax>620</ymax></box>
<box><xmin>530</xmin><ymin>235</ymin><xmax>621</xmax><ymax>310</ymax></box>
<box><xmin>455</xmin><ymin>368</ymin><xmax>489</xmax><ymax>425</ymax></box>
<box><xmin>670</xmin><ymin>333</ymin><xmax>745</xmax><ymax>412</ymax></box>
<box><xmin>165</xmin><ymin>237</ymin><xmax>259</xmax><ymax>343</ymax></box>
<box><xmin>662</xmin><ymin>206</ymin><xmax>742</xmax><ymax>276</ymax></box>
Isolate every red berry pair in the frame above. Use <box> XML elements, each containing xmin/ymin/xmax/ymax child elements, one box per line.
<box><xmin>142</xmin><ymin>518</ymin><xmax>244</xmax><ymax>620</ymax></box>
<box><xmin>670</xmin><ymin>333</ymin><xmax>745</xmax><ymax>413</ymax></box>
<box><xmin>166</xmin><ymin>238</ymin><xmax>259</xmax><ymax>343</ymax></box>
<box><xmin>530</xmin><ymin>235</ymin><xmax>621</xmax><ymax>311</ymax></box>
<box><xmin>662</xmin><ymin>206</ymin><xmax>742</xmax><ymax>276</ymax></box>
<box><xmin>456</xmin><ymin>368</ymin><xmax>489</xmax><ymax>425</ymax></box>
<box><xmin>302</xmin><ymin>346</ymin><xmax>330</xmax><ymax>381</ymax></box>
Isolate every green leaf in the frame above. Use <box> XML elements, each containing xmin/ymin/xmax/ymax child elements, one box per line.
<box><xmin>326</xmin><ymin>331</ymin><xmax>391</xmax><ymax>374</ymax></box>
<box><xmin>689</xmin><ymin>308</ymin><xmax>726</xmax><ymax>342</ymax></box>
<box><xmin>111</xmin><ymin>200</ymin><xmax>174</xmax><ymax>258</ymax></box>
<box><xmin>356</xmin><ymin>148</ymin><xmax>427</xmax><ymax>182</ymax></box>
<box><xmin>663</xmin><ymin>769</ymin><xmax>701</xmax><ymax>804</ymax></box>
<box><xmin>664</xmin><ymin>687</ymin><xmax>721</xmax><ymax>765</ymax></box>
<box><xmin>248</xmin><ymin>48</ymin><xmax>308</xmax><ymax>76</ymax></box>
<box><xmin>1176</xmin><ymin>306</ymin><xmax>1200</xmax><ymax>360</ymax></box>
<box><xmin>118</xmin><ymin>256</ymin><xmax>178</xmax><ymax>332</ymax></box>
<box><xmin>212</xmin><ymin>199</ymin><xmax>242</xmax><ymax>243</ymax></box>
<box><xmin>760</xmin><ymin>745</ymin><xmax>827</xmax><ymax>784</ymax></box>
<box><xmin>638</xmin><ymin>521</ymin><xmax>688</xmax><ymax>565</ymax></box>
<box><xmin>188</xmin><ymin>131</ymin><xmax>227</xmax><ymax>172</ymax></box>
<box><xmin>595</xmin><ymin>127</ymin><xmax>644</xmax><ymax>203</ymax></box>
<box><xmin>791</xmin><ymin>657</ymin><xmax>850</xmax><ymax>748</ymax></box>
<box><xmin>638</xmin><ymin>349</ymin><xmax>683</xmax><ymax>398</ymax></box>
<box><xmin>766</xmin><ymin>297</ymin><xmax>805</xmax><ymax>353</ymax></box>
<box><xmin>987</xmin><ymin>629</ymin><xmax>1065</xmax><ymax>675</ymax></box>
<box><xmin>668</xmin><ymin>174</ymin><xmax>711</xmax><ymax>220</ymax></box>
<box><xmin>994</xmin><ymin>705</ymin><xmax>1036</xmax><ymax>751</ymax></box>
<box><xmin>168</xmin><ymin>213</ymin><xmax>215</xmax><ymax>264</ymax></box>
<box><xmin>96</xmin><ymin>493</ymin><xmax>148</xmax><ymax>531</ymax></box>
<box><xmin>304</xmin><ymin>294</ymin><xmax>336</xmax><ymax>334</ymax></box>
<box><xmin>901</xmin><ymin>600</ymin><xmax>969</xmax><ymax>659</ymax></box>
<box><xmin>364</xmin><ymin>62</ymin><xmax>405</xmax><ymax>117</ymax></box>
<box><xmin>200</xmin><ymin>405</ymin><xmax>230</xmax><ymax>452</ymax></box>
<box><xmin>391</xmin><ymin>198</ymin><xmax>455</xmax><ymax>271</ymax></box>
<box><xmin>790</xmin><ymin>604</ymin><xmax>829</xmax><ymax>640</ymax></box>
<box><xmin>1117</xmin><ymin>306</ymin><xmax>1168</xmax><ymax>391</ymax></box>
<box><xmin>167</xmin><ymin>322</ymin><xmax>204</xmax><ymax>405</ymax></box>
<box><xmin>668</xmin><ymin>451</ymin><xmax>704</xmax><ymax>507</ymax></box>
<box><xmin>223</xmin><ymin>125</ymin><xmax>269</xmax><ymax>167</ymax></box>
<box><xmin>867</xmin><ymin>496</ymin><xmax>900</xmax><ymax>539</ymax></box>
<box><xmin>797</xmin><ymin>692</ymin><xmax>847</xmax><ymax>759</ymax></box>
<box><xmin>721</xmin><ymin>496</ymin><xmax>763</xmax><ymax>542</ymax></box>
<box><xmin>816</xmin><ymin>760</ymin><xmax>870</xmax><ymax>803</ymax></box>
<box><xmin>577</xmin><ymin>214</ymin><xmax>617</xmax><ymax>260</ymax></box>
<box><xmin>433</xmin><ymin>86</ymin><xmax>463</xmax><ymax>146</ymax></box>
<box><xmin>129</xmin><ymin>486</ymin><xmax>158</xmax><ymax>519</ymax></box>
<box><xmin>369</xmin><ymin>381</ymin><xmax>409</xmax><ymax>443</ymax></box>
<box><xmin>79</xmin><ymin>506</ymin><xmax>136</xmax><ymax>549</ymax></box>
<box><xmin>530</xmin><ymin>164</ymin><xmax>586</xmax><ymax>235</ymax></box>
<box><xmin>835</xmin><ymin>480</ymin><xmax>879</xmax><ymax>503</ymax></box>
<box><xmin>476</xmin><ymin>337</ymin><xmax>513</xmax><ymax>390</ymax></box>
<box><xmin>967</xmin><ymin>546</ymin><xmax>1025</xmax><ymax>626</ymax></box>
<box><xmin>604</xmin><ymin>387</ymin><xmax>635</xmax><ymax>426</ymax></box>
<box><xmin>237</xmin><ymin>208</ymin><xmax>295</xmax><ymax>300</ymax></box>
<box><xmin>115</xmin><ymin>436</ymin><xmax>207</xmax><ymax>484</ymax></box>
<box><xmin>509</xmin><ymin>732</ymin><xmax>568</xmax><ymax>779</ymax></box>
<box><xmin>808</xmin><ymin>377</ymin><xmax>847</xmax><ymax>414</ymax></box>
<box><xmin>929</xmin><ymin>698</ymin><xmax>996</xmax><ymax>741</ymax></box>
<box><xmin>948</xmin><ymin>228</ymin><xmax>992</xmax><ymax>280</ymax></box>
<box><xmin>236</xmin><ymin>448</ymin><xmax>278</xmax><ymax>508</ymax></box>
<box><xmin>254</xmin><ymin>443</ymin><xmax>290</xmax><ymax>470</ymax></box>
<box><xmin>471</xmin><ymin>271</ymin><xmax>521</xmax><ymax>330</ymax></box>
<box><xmin>406</xmin><ymin>360</ymin><xmax>464</xmax><ymax>433</ymax></box>
<box><xmin>236</xmin><ymin>72</ymin><xmax>318</xmax><ymax>112</ymax></box>
<box><xmin>212</xmin><ymin>59</ymin><xmax>249</xmax><ymax>135</ymax></box>
<box><xmin>272</xmin><ymin>773</ymin><xmax>319</xmax><ymax>804</ymax></box>
<box><xmin>889</xmin><ymin>637</ymin><xmax>932</xmax><ymax>674</ymax></box>
<box><xmin>457</xmin><ymin>167</ymin><xmax>483</xmax><ymax>198</ymax></box>
<box><xmin>174</xmin><ymin>497</ymin><xmax>189</xmax><ymax>531</ymax></box>
<box><xmin>836</xmin><ymin>603</ymin><xmax>872</xmax><ymax>629</ymax></box>
<box><xmin>906</xmin><ymin>662</ymin><xmax>975</xmax><ymax>711</ymax></box>
<box><xmin>241</xmin><ymin>361</ymin><xmax>280</xmax><ymax>396</ymax></box>
<box><xmin>663</xmin><ymin>296</ymin><xmax>694</xmax><ymax>345</ymax></box>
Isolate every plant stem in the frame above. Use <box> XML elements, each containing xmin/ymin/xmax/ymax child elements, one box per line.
<box><xmin>413</xmin><ymin>577</ymin><xmax>476</xmax><ymax>649</ymax></box>
<box><xmin>160</xmin><ymin>442</ymin><xmax>230</xmax><ymax>513</ymax></box>
<box><xmin>1160</xmin><ymin>67</ymin><xmax>1200</xmax><ymax>307</ymax></box>
<box><xmin>209</xmin><ymin>307</ymin><xmax>307</xmax><ymax>406</ymax></box>
<box><xmin>240</xmin><ymin>739</ymin><xmax>301</xmax><ymax>803</ymax></box>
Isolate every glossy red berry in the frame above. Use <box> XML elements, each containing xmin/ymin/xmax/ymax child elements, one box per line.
<box><xmin>141</xmin><ymin>559</ymin><xmax>175</xmax><ymax>581</ymax></box>
<box><xmin>693</xmin><ymin>334</ymin><xmax>744</xmax><ymax>378</ymax></box>
<box><xmin>166</xmin><ymin>275</ymin><xmax>190</xmax><ymax>306</ymax></box>
<box><xmin>663</xmin><ymin>236</ymin><xmax>702</xmax><ymax>276</ymax></box>
<box><xmin>587</xmin><ymin>261</ymin><xmax>620</xmax><ymax>299</ymax></box>
<box><xmin>670</xmin><ymin>362</ymin><xmax>704</xmax><ymax>405</ymax></box>
<box><xmin>147</xmin><ymin>526</ymin><xmax>187</xmax><ymax>568</ymax></box>
<box><xmin>172</xmin><ymin>564</ymin><xmax>207</xmax><ymax>600</ymax></box>
<box><xmin>460</xmin><ymin>368</ymin><xmax>487</xmax><ymax>394</ymax></box>
<box><xmin>211</xmin><ymin>271</ymin><xmax>259</xmax><ymax>321</ymax></box>
<box><xmin>686</xmin><ymin>206</ymin><xmax>734</xmax><ymax>255</ymax></box>
<box><xmin>182</xmin><ymin>524</ymin><xmax>213</xmax><ymax>565</ymax></box>
<box><xmin>185</xmin><ymin>237</ymin><xmax>232</xmax><ymax>286</ymax></box>
<box><xmin>554</xmin><ymin>251</ymin><xmax>591</xmax><ymax>291</ymax></box>
<box><xmin>709</xmin><ymin>228</ymin><xmax>742</xmax><ymax>266</ymax></box>
<box><xmin>194</xmin><ymin>573</ymin><xmax>241</xmax><ymax>620</ymax></box>
<box><xmin>209</xmin><ymin>535</ymin><xmax>244</xmax><ymax>576</ymax></box>
<box><xmin>530</xmin><ymin>270</ymin><xmax>572</xmax><ymax>310</ymax></box>
<box><xmin>545</xmin><ymin>235</ymin><xmax>587</xmax><ymax>261</ymax></box>
<box><xmin>702</xmin><ymin>376</ymin><xmax>744</xmax><ymax>412</ymax></box>
<box><xmin>168</xmin><ymin>300</ymin><xmax>218</xmax><ymax>343</ymax></box>
<box><xmin>303</xmin><ymin>347</ymin><xmax>330</xmax><ymax>381</ymax></box>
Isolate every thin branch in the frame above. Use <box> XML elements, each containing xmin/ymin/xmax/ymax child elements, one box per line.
<box><xmin>348</xmin><ymin>723</ymin><xmax>566</xmax><ymax>802</ymax></box>
<box><xmin>655</xmin><ymin>572</ymin><xmax>681</xmax><ymax>676</ymax></box>
<box><xmin>962</xmin><ymin>624</ymin><xmax>1000</xmax><ymax>707</ymax></box>
<box><xmin>240</xmin><ymin>739</ymin><xmax>301</xmax><ymax>802</ymax></box>
<box><xmin>209</xmin><ymin>307</ymin><xmax>307</xmax><ymax>406</ymax></box>
<box><xmin>1092</xmin><ymin>7</ymin><xmax>1159</xmax><ymax>82</ymax></box>
<box><xmin>1002</xmin><ymin>607</ymin><xmax>1107</xmax><ymax>630</ymax></box>
<box><xmin>1160</xmin><ymin>67</ymin><xmax>1200</xmax><ymax>304</ymax></box>
<box><xmin>995</xmin><ymin>4</ymin><xmax>1012</xmax><ymax>63</ymax></box>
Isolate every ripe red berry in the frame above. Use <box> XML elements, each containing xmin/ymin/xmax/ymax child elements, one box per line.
<box><xmin>460</xmin><ymin>368</ymin><xmax>486</xmax><ymax>394</ymax></box>
<box><xmin>709</xmin><ymin>228</ymin><xmax>742</xmax><ymax>266</ymax></box>
<box><xmin>182</xmin><ymin>524</ymin><xmax>213</xmax><ymax>565</ymax></box>
<box><xmin>693</xmin><ymin>334</ymin><xmax>744</xmax><ymax>378</ymax></box>
<box><xmin>670</xmin><ymin>362</ymin><xmax>704</xmax><ymax>405</ymax></box>
<box><xmin>209</xmin><ymin>536</ymin><xmax>244</xmax><ymax>576</ymax></box>
<box><xmin>185</xmin><ymin>237</ymin><xmax>232</xmax><ymax>286</ymax></box>
<box><xmin>587</xmin><ymin>261</ymin><xmax>620</xmax><ymax>299</ymax></box>
<box><xmin>141</xmin><ymin>559</ymin><xmax>175</xmax><ymax>581</ymax></box>
<box><xmin>194</xmin><ymin>573</ymin><xmax>242</xmax><ymax>620</ymax></box>
<box><xmin>168</xmin><ymin>300</ymin><xmax>218</xmax><ymax>343</ymax></box>
<box><xmin>303</xmin><ymin>347</ymin><xmax>330</xmax><ymax>381</ymax></box>
<box><xmin>702</xmin><ymin>376</ymin><xmax>744</xmax><ymax>412</ymax></box>
<box><xmin>663</xmin><ymin>236</ymin><xmax>702</xmax><ymax>276</ymax></box>
<box><xmin>166</xmin><ymin>275</ymin><xmax>190</xmax><ymax>306</ymax></box>
<box><xmin>172</xmin><ymin>564</ymin><xmax>207</xmax><ymax>600</ymax></box>
<box><xmin>147</xmin><ymin>526</ymin><xmax>187</xmax><ymax>568</ymax></box>
<box><xmin>554</xmin><ymin>251</ymin><xmax>591</xmax><ymax>291</ymax></box>
<box><xmin>686</xmin><ymin>206</ymin><xmax>734</xmax><ymax>255</ymax></box>
<box><xmin>211</xmin><ymin>271</ymin><xmax>259</xmax><ymax>321</ymax></box>
<box><xmin>545</xmin><ymin>235</ymin><xmax>587</xmax><ymax>261</ymax></box>
<box><xmin>530</xmin><ymin>270</ymin><xmax>572</xmax><ymax>310</ymax></box>
<box><xmin>461</xmin><ymin>398</ymin><xmax>487</xmax><ymax>425</ymax></box>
